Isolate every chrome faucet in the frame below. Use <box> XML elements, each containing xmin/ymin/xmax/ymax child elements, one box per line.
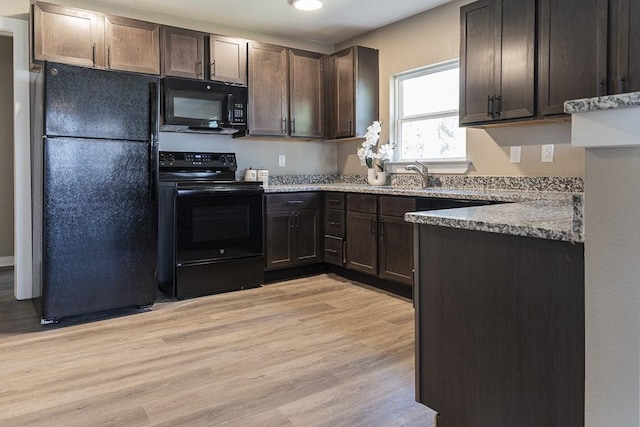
<box><xmin>405</xmin><ymin>161</ymin><xmax>430</xmax><ymax>189</ymax></box>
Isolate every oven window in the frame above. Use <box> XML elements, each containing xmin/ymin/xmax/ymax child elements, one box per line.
<box><xmin>193</xmin><ymin>205</ymin><xmax>249</xmax><ymax>242</ymax></box>
<box><xmin>176</xmin><ymin>192</ymin><xmax>263</xmax><ymax>262</ymax></box>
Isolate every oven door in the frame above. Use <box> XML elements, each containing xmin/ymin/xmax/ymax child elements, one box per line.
<box><xmin>175</xmin><ymin>187</ymin><xmax>263</xmax><ymax>265</ymax></box>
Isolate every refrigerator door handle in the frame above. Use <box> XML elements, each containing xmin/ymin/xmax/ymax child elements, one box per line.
<box><xmin>149</xmin><ymin>81</ymin><xmax>159</xmax><ymax>202</ymax></box>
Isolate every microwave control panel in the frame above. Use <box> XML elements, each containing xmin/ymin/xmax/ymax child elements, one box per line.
<box><xmin>232</xmin><ymin>102</ymin><xmax>245</xmax><ymax>124</ymax></box>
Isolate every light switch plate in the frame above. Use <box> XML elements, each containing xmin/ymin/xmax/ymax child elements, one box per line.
<box><xmin>510</xmin><ymin>146</ymin><xmax>521</xmax><ymax>163</ymax></box>
<box><xmin>541</xmin><ymin>144</ymin><xmax>554</xmax><ymax>163</ymax></box>
<box><xmin>278</xmin><ymin>154</ymin><xmax>286</xmax><ymax>167</ymax></box>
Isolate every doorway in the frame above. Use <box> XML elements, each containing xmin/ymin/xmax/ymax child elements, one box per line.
<box><xmin>0</xmin><ymin>35</ymin><xmax>14</xmax><ymax>268</ymax></box>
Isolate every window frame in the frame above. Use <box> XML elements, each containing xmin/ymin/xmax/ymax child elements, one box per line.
<box><xmin>390</xmin><ymin>59</ymin><xmax>469</xmax><ymax>172</ymax></box>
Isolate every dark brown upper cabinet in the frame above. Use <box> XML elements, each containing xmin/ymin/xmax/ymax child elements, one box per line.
<box><xmin>538</xmin><ymin>0</ymin><xmax>607</xmax><ymax>116</ymax></box>
<box><xmin>609</xmin><ymin>0</ymin><xmax>640</xmax><ymax>94</ymax></box>
<box><xmin>104</xmin><ymin>16</ymin><xmax>160</xmax><ymax>75</ymax></box>
<box><xmin>459</xmin><ymin>0</ymin><xmax>535</xmax><ymax>125</ymax></box>
<box><xmin>327</xmin><ymin>46</ymin><xmax>379</xmax><ymax>139</ymax></box>
<box><xmin>248</xmin><ymin>42</ymin><xmax>288</xmax><ymax>136</ymax></box>
<box><xmin>289</xmin><ymin>49</ymin><xmax>324</xmax><ymax>138</ymax></box>
<box><xmin>32</xmin><ymin>3</ymin><xmax>161</xmax><ymax>75</ymax></box>
<box><xmin>460</xmin><ymin>0</ymin><xmax>608</xmax><ymax>125</ymax></box>
<box><xmin>32</xmin><ymin>2</ymin><xmax>105</xmax><ymax>68</ymax></box>
<box><xmin>248</xmin><ymin>43</ymin><xmax>324</xmax><ymax>138</ymax></box>
<box><xmin>162</xmin><ymin>27</ymin><xmax>204</xmax><ymax>79</ymax></box>
<box><xmin>209</xmin><ymin>35</ymin><xmax>248</xmax><ymax>86</ymax></box>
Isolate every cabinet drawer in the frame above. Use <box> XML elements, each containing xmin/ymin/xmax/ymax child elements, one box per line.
<box><xmin>324</xmin><ymin>192</ymin><xmax>345</xmax><ymax>210</ymax></box>
<box><xmin>379</xmin><ymin>196</ymin><xmax>416</xmax><ymax>217</ymax></box>
<box><xmin>324</xmin><ymin>236</ymin><xmax>344</xmax><ymax>266</ymax></box>
<box><xmin>267</xmin><ymin>192</ymin><xmax>319</xmax><ymax>212</ymax></box>
<box><xmin>324</xmin><ymin>208</ymin><xmax>345</xmax><ymax>238</ymax></box>
<box><xmin>346</xmin><ymin>193</ymin><xmax>376</xmax><ymax>213</ymax></box>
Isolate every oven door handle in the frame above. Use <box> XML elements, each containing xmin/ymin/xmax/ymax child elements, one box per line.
<box><xmin>176</xmin><ymin>188</ymin><xmax>264</xmax><ymax>197</ymax></box>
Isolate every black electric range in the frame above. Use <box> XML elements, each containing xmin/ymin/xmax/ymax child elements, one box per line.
<box><xmin>157</xmin><ymin>151</ymin><xmax>264</xmax><ymax>299</ymax></box>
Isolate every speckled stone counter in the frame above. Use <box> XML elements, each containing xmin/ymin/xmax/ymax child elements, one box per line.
<box><xmin>264</xmin><ymin>183</ymin><xmax>584</xmax><ymax>243</ymax></box>
<box><xmin>565</xmin><ymin>91</ymin><xmax>640</xmax><ymax>149</ymax></box>
<box><xmin>405</xmin><ymin>199</ymin><xmax>580</xmax><ymax>243</ymax></box>
<box><xmin>564</xmin><ymin>91</ymin><xmax>640</xmax><ymax>113</ymax></box>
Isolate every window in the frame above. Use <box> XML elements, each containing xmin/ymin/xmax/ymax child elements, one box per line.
<box><xmin>393</xmin><ymin>60</ymin><xmax>466</xmax><ymax>161</ymax></box>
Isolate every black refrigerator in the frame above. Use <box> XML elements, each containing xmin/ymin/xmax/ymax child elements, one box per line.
<box><xmin>31</xmin><ymin>62</ymin><xmax>159</xmax><ymax>322</ymax></box>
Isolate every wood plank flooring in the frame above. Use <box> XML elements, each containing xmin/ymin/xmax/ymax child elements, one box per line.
<box><xmin>0</xmin><ymin>269</ymin><xmax>435</xmax><ymax>426</ymax></box>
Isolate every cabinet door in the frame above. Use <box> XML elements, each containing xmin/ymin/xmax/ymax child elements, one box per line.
<box><xmin>248</xmin><ymin>43</ymin><xmax>288</xmax><ymax>136</ymax></box>
<box><xmin>293</xmin><ymin>209</ymin><xmax>320</xmax><ymax>264</ymax></box>
<box><xmin>105</xmin><ymin>16</ymin><xmax>160</xmax><ymax>75</ymax></box>
<box><xmin>611</xmin><ymin>0</ymin><xmax>640</xmax><ymax>93</ymax></box>
<box><xmin>346</xmin><ymin>211</ymin><xmax>377</xmax><ymax>275</ymax></box>
<box><xmin>265</xmin><ymin>211</ymin><xmax>293</xmax><ymax>270</ymax></box>
<box><xmin>32</xmin><ymin>2</ymin><xmax>104</xmax><ymax>68</ymax></box>
<box><xmin>494</xmin><ymin>0</ymin><xmax>535</xmax><ymax>121</ymax></box>
<box><xmin>210</xmin><ymin>35</ymin><xmax>247</xmax><ymax>86</ymax></box>
<box><xmin>459</xmin><ymin>0</ymin><xmax>494</xmax><ymax>124</ymax></box>
<box><xmin>289</xmin><ymin>49</ymin><xmax>324</xmax><ymax>138</ymax></box>
<box><xmin>162</xmin><ymin>27</ymin><xmax>204</xmax><ymax>79</ymax></box>
<box><xmin>378</xmin><ymin>215</ymin><xmax>413</xmax><ymax>285</ymax></box>
<box><xmin>334</xmin><ymin>47</ymin><xmax>355</xmax><ymax>138</ymax></box>
<box><xmin>538</xmin><ymin>0</ymin><xmax>607</xmax><ymax>116</ymax></box>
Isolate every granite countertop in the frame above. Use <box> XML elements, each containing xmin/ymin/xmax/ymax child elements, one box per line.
<box><xmin>564</xmin><ymin>91</ymin><xmax>640</xmax><ymax>113</ymax></box>
<box><xmin>264</xmin><ymin>184</ymin><xmax>584</xmax><ymax>243</ymax></box>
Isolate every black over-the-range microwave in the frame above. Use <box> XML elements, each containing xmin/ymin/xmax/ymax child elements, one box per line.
<box><xmin>160</xmin><ymin>77</ymin><xmax>248</xmax><ymax>136</ymax></box>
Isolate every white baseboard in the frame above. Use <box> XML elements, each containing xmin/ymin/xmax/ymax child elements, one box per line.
<box><xmin>0</xmin><ymin>256</ymin><xmax>15</xmax><ymax>268</ymax></box>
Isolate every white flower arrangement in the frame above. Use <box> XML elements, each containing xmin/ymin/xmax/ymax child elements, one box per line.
<box><xmin>356</xmin><ymin>121</ymin><xmax>394</xmax><ymax>171</ymax></box>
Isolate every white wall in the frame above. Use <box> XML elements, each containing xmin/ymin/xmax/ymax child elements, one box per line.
<box><xmin>584</xmin><ymin>147</ymin><xmax>640</xmax><ymax>427</ymax></box>
<box><xmin>0</xmin><ymin>17</ymin><xmax>32</xmax><ymax>300</ymax></box>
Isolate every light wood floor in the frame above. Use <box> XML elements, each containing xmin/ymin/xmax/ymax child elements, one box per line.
<box><xmin>0</xmin><ymin>269</ymin><xmax>435</xmax><ymax>426</ymax></box>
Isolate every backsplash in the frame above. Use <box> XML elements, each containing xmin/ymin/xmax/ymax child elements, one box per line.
<box><xmin>265</xmin><ymin>173</ymin><xmax>584</xmax><ymax>192</ymax></box>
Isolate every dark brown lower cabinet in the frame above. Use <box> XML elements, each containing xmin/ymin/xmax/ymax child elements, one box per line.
<box><xmin>265</xmin><ymin>193</ymin><xmax>320</xmax><ymax>270</ymax></box>
<box><xmin>378</xmin><ymin>196</ymin><xmax>415</xmax><ymax>286</ymax></box>
<box><xmin>345</xmin><ymin>210</ymin><xmax>377</xmax><ymax>275</ymax></box>
<box><xmin>415</xmin><ymin>224</ymin><xmax>584</xmax><ymax>427</ymax></box>
<box><xmin>323</xmin><ymin>192</ymin><xmax>346</xmax><ymax>266</ymax></box>
<box><xmin>378</xmin><ymin>214</ymin><xmax>413</xmax><ymax>284</ymax></box>
<box><xmin>345</xmin><ymin>194</ymin><xmax>415</xmax><ymax>287</ymax></box>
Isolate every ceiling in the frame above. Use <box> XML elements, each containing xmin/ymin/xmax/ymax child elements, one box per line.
<box><xmin>90</xmin><ymin>0</ymin><xmax>454</xmax><ymax>45</ymax></box>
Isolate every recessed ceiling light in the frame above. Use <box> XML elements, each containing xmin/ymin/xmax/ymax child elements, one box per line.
<box><xmin>291</xmin><ymin>0</ymin><xmax>323</xmax><ymax>11</ymax></box>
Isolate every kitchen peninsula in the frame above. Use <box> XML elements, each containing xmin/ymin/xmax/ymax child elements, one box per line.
<box><xmin>392</xmin><ymin>179</ymin><xmax>585</xmax><ymax>426</ymax></box>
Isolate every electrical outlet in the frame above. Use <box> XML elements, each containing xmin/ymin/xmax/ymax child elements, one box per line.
<box><xmin>278</xmin><ymin>154</ymin><xmax>286</xmax><ymax>167</ymax></box>
<box><xmin>541</xmin><ymin>144</ymin><xmax>554</xmax><ymax>163</ymax></box>
<box><xmin>510</xmin><ymin>146</ymin><xmax>521</xmax><ymax>163</ymax></box>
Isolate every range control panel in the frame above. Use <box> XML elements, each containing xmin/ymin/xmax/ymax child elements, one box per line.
<box><xmin>159</xmin><ymin>151</ymin><xmax>237</xmax><ymax>170</ymax></box>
